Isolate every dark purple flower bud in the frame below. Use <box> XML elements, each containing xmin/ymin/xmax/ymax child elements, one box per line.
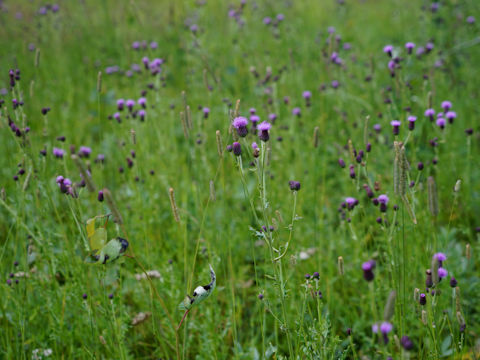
<box><xmin>338</xmin><ymin>158</ymin><xmax>346</xmax><ymax>168</ymax></box>
<box><xmin>41</xmin><ymin>107</ymin><xmax>51</xmax><ymax>115</ymax></box>
<box><xmin>82</xmin><ymin>293</ymin><xmax>88</xmax><ymax>299</ymax></box>
<box><xmin>349</xmin><ymin>164</ymin><xmax>355</xmax><ymax>179</ymax></box>
<box><xmin>366</xmin><ymin>143</ymin><xmax>372</xmax><ymax>152</ymax></box>
<box><xmin>288</xmin><ymin>181</ymin><xmax>301</xmax><ymax>191</ymax></box>
<box><xmin>305</xmin><ymin>273</ymin><xmax>311</xmax><ymax>280</ymax></box>
<box><xmin>401</xmin><ymin>335</ymin><xmax>414</xmax><ymax>350</ymax></box>
<box><xmin>312</xmin><ymin>272</ymin><xmax>319</xmax><ymax>279</ymax></box>
<box><xmin>345</xmin><ymin>197</ymin><xmax>358</xmax><ymax>210</ymax></box>
<box><xmin>417</xmin><ymin>162</ymin><xmax>424</xmax><ymax>171</ymax></box>
<box><xmin>98</xmin><ymin>190</ymin><xmax>104</xmax><ymax>202</ymax></box>
<box><xmin>232</xmin><ymin>142</ymin><xmax>242</xmax><ymax>156</ymax></box>
<box><xmin>465</xmin><ymin>128</ymin><xmax>473</xmax><ymax>135</ymax></box>
<box><xmin>108</xmin><ymin>293</ymin><xmax>114</xmax><ymax>299</ymax></box>
<box><xmin>419</xmin><ymin>293</ymin><xmax>426</xmax><ymax>305</ymax></box>
<box><xmin>449</xmin><ymin>277</ymin><xmax>457</xmax><ymax>288</ymax></box>
<box><xmin>362</xmin><ymin>260</ymin><xmax>375</xmax><ymax>281</ymax></box>
<box><xmin>258</xmin><ymin>293</ymin><xmax>264</xmax><ymax>300</ymax></box>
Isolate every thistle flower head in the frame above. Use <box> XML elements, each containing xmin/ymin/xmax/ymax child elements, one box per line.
<box><xmin>441</xmin><ymin>101</ymin><xmax>452</xmax><ymax>112</ymax></box>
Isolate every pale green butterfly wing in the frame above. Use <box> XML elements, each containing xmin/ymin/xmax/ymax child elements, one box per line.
<box><xmin>97</xmin><ymin>237</ymin><xmax>129</xmax><ymax>264</ymax></box>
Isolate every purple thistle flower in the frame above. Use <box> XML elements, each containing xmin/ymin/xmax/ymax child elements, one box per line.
<box><xmin>79</xmin><ymin>146</ymin><xmax>92</xmax><ymax>158</ymax></box>
<box><xmin>150</xmin><ymin>41</ymin><xmax>158</xmax><ymax>49</ymax></box>
<box><xmin>327</xmin><ymin>26</ymin><xmax>336</xmax><ymax>34</ymax></box>
<box><xmin>250</xmin><ymin>115</ymin><xmax>260</xmax><ymax>125</ymax></box>
<box><xmin>378</xmin><ymin>194</ymin><xmax>389</xmax><ymax>212</ymax></box>
<box><xmin>379</xmin><ymin>321</ymin><xmax>393</xmax><ymax>344</ymax></box>
<box><xmin>249</xmin><ymin>107</ymin><xmax>256</xmax><ymax>115</ymax></box>
<box><xmin>138</xmin><ymin>97</ymin><xmax>147</xmax><ymax>108</ymax></box>
<box><xmin>268</xmin><ymin>113</ymin><xmax>277</xmax><ymax>122</ymax></box>
<box><xmin>251</xmin><ymin>142</ymin><xmax>258</xmax><ymax>150</ymax></box>
<box><xmin>362</xmin><ymin>260</ymin><xmax>375</xmax><ymax>281</ymax></box>
<box><xmin>190</xmin><ymin>24</ymin><xmax>198</xmax><ymax>33</ymax></box>
<box><xmin>302</xmin><ymin>91</ymin><xmax>312</xmax><ymax>99</ymax></box>
<box><xmin>277</xmin><ymin>13</ymin><xmax>285</xmax><ymax>21</ymax></box>
<box><xmin>126</xmin><ymin>99</ymin><xmax>135</xmax><ymax>112</ymax></box>
<box><xmin>113</xmin><ymin>112</ymin><xmax>121</xmax><ymax>123</ymax></box>
<box><xmin>446</xmin><ymin>111</ymin><xmax>456</xmax><ymax>124</ymax></box>
<box><xmin>258</xmin><ymin>121</ymin><xmax>271</xmax><ymax>142</ymax></box>
<box><xmin>117</xmin><ymin>99</ymin><xmax>125</xmax><ymax>111</ymax></box>
<box><xmin>292</xmin><ymin>107</ymin><xmax>301</xmax><ymax>117</ymax></box>
<box><xmin>425</xmin><ymin>108</ymin><xmax>435</xmax><ymax>121</ymax></box>
<box><xmin>408</xmin><ymin>116</ymin><xmax>417</xmax><ymax>130</ymax></box>
<box><xmin>383</xmin><ymin>45</ymin><xmax>394</xmax><ymax>57</ymax></box>
<box><xmin>138</xmin><ymin>109</ymin><xmax>146</xmax><ymax>121</ymax></box>
<box><xmin>132</xmin><ymin>41</ymin><xmax>140</xmax><ymax>50</ymax></box>
<box><xmin>345</xmin><ymin>197</ymin><xmax>358</xmax><ymax>210</ymax></box>
<box><xmin>373</xmin><ymin>124</ymin><xmax>381</xmax><ymax>133</ymax></box>
<box><xmin>331</xmin><ymin>80</ymin><xmax>339</xmax><ymax>89</ymax></box>
<box><xmin>441</xmin><ymin>101</ymin><xmax>452</xmax><ymax>112</ymax></box>
<box><xmin>438</xmin><ymin>268</ymin><xmax>448</xmax><ymax>279</ymax></box>
<box><xmin>436</xmin><ymin>118</ymin><xmax>446</xmax><ymax>129</ymax></box>
<box><xmin>288</xmin><ymin>181</ymin><xmax>301</xmax><ymax>191</ymax></box>
<box><xmin>390</xmin><ymin>120</ymin><xmax>401</xmax><ymax>135</ymax></box>
<box><xmin>416</xmin><ymin>46</ymin><xmax>425</xmax><ymax>56</ymax></box>
<box><xmin>203</xmin><ymin>107</ymin><xmax>210</xmax><ymax>118</ymax></box>
<box><xmin>233</xmin><ymin>116</ymin><xmax>249</xmax><ymax>137</ymax></box>
<box><xmin>232</xmin><ymin>142</ymin><xmax>242</xmax><ymax>156</ymax></box>
<box><xmin>467</xmin><ymin>16</ymin><xmax>475</xmax><ymax>24</ymax></box>
<box><xmin>53</xmin><ymin>148</ymin><xmax>65</xmax><ymax>159</ymax></box>
<box><xmin>405</xmin><ymin>42</ymin><xmax>416</xmax><ymax>54</ymax></box>
<box><xmin>263</xmin><ymin>17</ymin><xmax>272</xmax><ymax>25</ymax></box>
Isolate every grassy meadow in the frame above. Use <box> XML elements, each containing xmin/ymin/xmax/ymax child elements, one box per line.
<box><xmin>0</xmin><ymin>0</ymin><xmax>479</xmax><ymax>358</ymax></box>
